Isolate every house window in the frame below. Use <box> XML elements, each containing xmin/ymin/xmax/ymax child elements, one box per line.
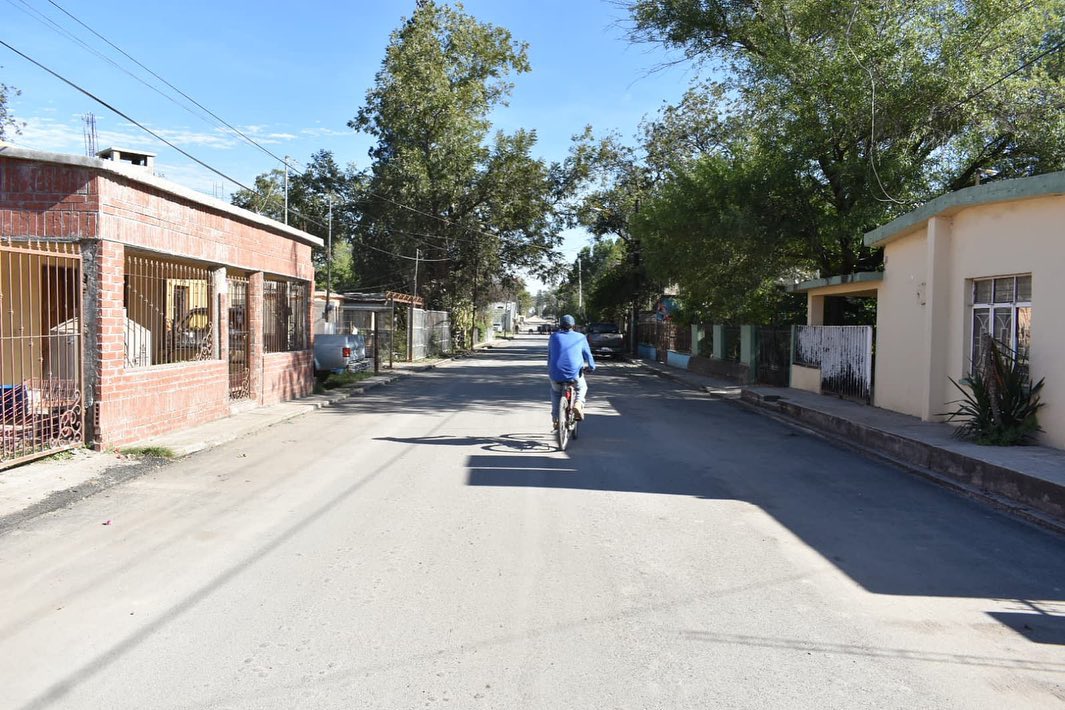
<box><xmin>263</xmin><ymin>279</ymin><xmax>309</xmax><ymax>353</ymax></box>
<box><xmin>970</xmin><ymin>274</ymin><xmax>1031</xmax><ymax>371</ymax></box>
<box><xmin>124</xmin><ymin>254</ymin><xmax>215</xmax><ymax>367</ymax></box>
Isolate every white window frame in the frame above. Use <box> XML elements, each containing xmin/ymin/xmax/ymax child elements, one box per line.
<box><xmin>969</xmin><ymin>274</ymin><xmax>1031</xmax><ymax>373</ymax></box>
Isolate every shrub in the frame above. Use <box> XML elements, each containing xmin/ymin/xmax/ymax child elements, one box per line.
<box><xmin>945</xmin><ymin>336</ymin><xmax>1044</xmax><ymax>446</ymax></box>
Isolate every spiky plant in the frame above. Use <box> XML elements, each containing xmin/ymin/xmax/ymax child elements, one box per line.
<box><xmin>945</xmin><ymin>336</ymin><xmax>1044</xmax><ymax>445</ymax></box>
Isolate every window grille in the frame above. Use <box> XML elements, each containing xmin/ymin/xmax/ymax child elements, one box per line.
<box><xmin>263</xmin><ymin>280</ymin><xmax>309</xmax><ymax>353</ymax></box>
<box><xmin>970</xmin><ymin>274</ymin><xmax>1031</xmax><ymax>372</ymax></box>
<box><xmin>123</xmin><ymin>254</ymin><xmax>215</xmax><ymax>367</ymax></box>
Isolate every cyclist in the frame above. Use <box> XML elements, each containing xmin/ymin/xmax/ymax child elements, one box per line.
<box><xmin>547</xmin><ymin>314</ymin><xmax>596</xmax><ymax>431</ymax></box>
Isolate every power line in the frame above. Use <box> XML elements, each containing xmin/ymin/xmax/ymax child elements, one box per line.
<box><xmin>5</xmin><ymin>0</ymin><xmax>227</xmax><ymax>136</ymax></box>
<box><xmin>44</xmin><ymin>0</ymin><xmax>295</xmax><ymax>170</ymax></box>
<box><xmin>0</xmin><ymin>38</ymin><xmax>260</xmax><ymax>195</ymax></box>
<box><xmin>938</xmin><ymin>39</ymin><xmax>1065</xmax><ymax>118</ymax></box>
<box><xmin>360</xmin><ymin>239</ymin><xmax>449</xmax><ymax>262</ymax></box>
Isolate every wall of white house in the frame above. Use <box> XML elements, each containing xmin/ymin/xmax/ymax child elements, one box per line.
<box><xmin>875</xmin><ymin>193</ymin><xmax>1065</xmax><ymax>449</ymax></box>
<box><xmin>874</xmin><ymin>230</ymin><xmax>929</xmax><ymax>419</ymax></box>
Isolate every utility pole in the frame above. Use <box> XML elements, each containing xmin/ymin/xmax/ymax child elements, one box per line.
<box><xmin>413</xmin><ymin>248</ymin><xmax>420</xmax><ymax>299</ymax></box>
<box><xmin>326</xmin><ymin>195</ymin><xmax>333</xmax><ymax>324</ymax></box>
<box><xmin>577</xmin><ymin>255</ymin><xmax>583</xmax><ymax>316</ymax></box>
<box><xmin>283</xmin><ymin>156</ymin><xmax>291</xmax><ymax>226</ymax></box>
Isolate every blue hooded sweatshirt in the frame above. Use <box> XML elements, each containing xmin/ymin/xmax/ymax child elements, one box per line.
<box><xmin>548</xmin><ymin>328</ymin><xmax>596</xmax><ymax>382</ymax></box>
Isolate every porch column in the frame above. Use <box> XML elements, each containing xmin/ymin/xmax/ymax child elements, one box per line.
<box><xmin>807</xmin><ymin>294</ymin><xmax>825</xmax><ymax>325</ymax></box>
<box><xmin>922</xmin><ymin>216</ymin><xmax>952</xmax><ymax>420</ymax></box>
<box><xmin>212</xmin><ymin>267</ymin><xmax>227</xmax><ymax>362</ymax></box>
<box><xmin>89</xmin><ymin>240</ymin><xmax>124</xmax><ymax>449</ymax></box>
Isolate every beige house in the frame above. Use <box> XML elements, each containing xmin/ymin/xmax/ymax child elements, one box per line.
<box><xmin>791</xmin><ymin>171</ymin><xmax>1065</xmax><ymax>450</ymax></box>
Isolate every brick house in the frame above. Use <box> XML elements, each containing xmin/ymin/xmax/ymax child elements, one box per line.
<box><xmin>1</xmin><ymin>145</ymin><xmax>320</xmax><ymax>464</ymax></box>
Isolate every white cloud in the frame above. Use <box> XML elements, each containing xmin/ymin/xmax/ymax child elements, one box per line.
<box><xmin>300</xmin><ymin>127</ymin><xmax>351</xmax><ymax>138</ymax></box>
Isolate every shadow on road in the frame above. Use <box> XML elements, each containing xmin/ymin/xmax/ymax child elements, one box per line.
<box><xmin>346</xmin><ymin>341</ymin><xmax>1065</xmax><ymax>644</ymax></box>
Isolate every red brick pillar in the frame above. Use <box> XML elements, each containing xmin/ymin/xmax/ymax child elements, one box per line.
<box><xmin>93</xmin><ymin>240</ymin><xmax>125</xmax><ymax>448</ymax></box>
<box><xmin>213</xmin><ymin>267</ymin><xmax>227</xmax><ymax>365</ymax></box>
<box><xmin>248</xmin><ymin>272</ymin><xmax>264</xmax><ymax>404</ymax></box>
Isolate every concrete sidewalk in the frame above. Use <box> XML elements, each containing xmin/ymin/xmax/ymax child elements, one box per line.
<box><xmin>633</xmin><ymin>356</ymin><xmax>1065</xmax><ymax>534</ymax></box>
<box><xmin>0</xmin><ymin>358</ymin><xmax>451</xmax><ymax>533</ymax></box>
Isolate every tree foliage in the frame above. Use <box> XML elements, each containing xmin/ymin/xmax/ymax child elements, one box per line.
<box><xmin>621</xmin><ymin>0</ymin><xmax>1065</xmax><ymax>321</ymax></box>
<box><xmin>0</xmin><ymin>70</ymin><xmax>23</xmax><ymax>140</ymax></box>
<box><xmin>349</xmin><ymin>0</ymin><xmax>568</xmax><ymax>318</ymax></box>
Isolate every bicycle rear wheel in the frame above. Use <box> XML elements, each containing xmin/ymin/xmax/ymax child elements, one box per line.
<box><xmin>557</xmin><ymin>396</ymin><xmax>570</xmax><ymax>450</ymax></box>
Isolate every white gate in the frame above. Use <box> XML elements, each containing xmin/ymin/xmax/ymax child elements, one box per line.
<box><xmin>793</xmin><ymin>325</ymin><xmax>873</xmax><ymax>402</ymax></box>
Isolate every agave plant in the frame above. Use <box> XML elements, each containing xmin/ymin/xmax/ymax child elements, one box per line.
<box><xmin>945</xmin><ymin>336</ymin><xmax>1045</xmax><ymax>445</ymax></box>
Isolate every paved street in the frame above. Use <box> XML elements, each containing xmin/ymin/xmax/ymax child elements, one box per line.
<box><xmin>2</xmin><ymin>336</ymin><xmax>1064</xmax><ymax>709</ymax></box>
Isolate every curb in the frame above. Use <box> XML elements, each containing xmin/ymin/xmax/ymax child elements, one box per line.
<box><xmin>737</xmin><ymin>391</ymin><xmax>1065</xmax><ymax>536</ymax></box>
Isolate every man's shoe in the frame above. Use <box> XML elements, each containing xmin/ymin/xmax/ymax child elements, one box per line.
<box><xmin>552</xmin><ymin>419</ymin><xmax>559</xmax><ymax>431</ymax></box>
<box><xmin>573</xmin><ymin>401</ymin><xmax>585</xmax><ymax>421</ymax></box>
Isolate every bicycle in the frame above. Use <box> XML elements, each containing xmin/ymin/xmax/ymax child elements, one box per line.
<box><xmin>556</xmin><ymin>373</ymin><xmax>584</xmax><ymax>451</ymax></box>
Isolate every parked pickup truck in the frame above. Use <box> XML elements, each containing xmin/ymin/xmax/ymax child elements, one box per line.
<box><xmin>585</xmin><ymin>322</ymin><xmax>625</xmax><ymax>358</ymax></box>
<box><xmin>313</xmin><ymin>333</ymin><xmax>368</xmax><ymax>375</ymax></box>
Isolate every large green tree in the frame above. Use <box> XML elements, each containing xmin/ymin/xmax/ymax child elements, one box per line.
<box><xmin>625</xmin><ymin>0</ymin><xmax>1065</xmax><ymax>318</ymax></box>
<box><xmin>349</xmin><ymin>0</ymin><xmax>567</xmax><ymax>324</ymax></box>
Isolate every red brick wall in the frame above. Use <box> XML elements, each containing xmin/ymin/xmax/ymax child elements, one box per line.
<box><xmin>97</xmin><ymin>173</ymin><xmax>313</xmax><ymax>280</ymax></box>
<box><xmin>2</xmin><ymin>156</ymin><xmax>317</xmax><ymax>449</ymax></box>
<box><xmin>0</xmin><ymin>159</ymin><xmax>99</xmax><ymax>237</ymax></box>
<box><xmin>97</xmin><ymin>361</ymin><xmax>231</xmax><ymax>448</ymax></box>
<box><xmin>262</xmin><ymin>352</ymin><xmax>314</xmax><ymax>405</ymax></box>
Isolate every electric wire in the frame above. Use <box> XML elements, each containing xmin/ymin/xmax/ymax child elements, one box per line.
<box><xmin>6</xmin><ymin>0</ymin><xmax>230</xmax><ymax>136</ymax></box>
<box><xmin>45</xmin><ymin>0</ymin><xmax>298</xmax><ymax>171</ymax></box>
<box><xmin>0</xmin><ymin>37</ymin><xmax>261</xmax><ymax>196</ymax></box>
<box><xmin>0</xmin><ymin>28</ymin><xmax>555</xmax><ymax>265</ymax></box>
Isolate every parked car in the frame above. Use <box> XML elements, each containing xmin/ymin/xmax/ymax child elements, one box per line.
<box><xmin>313</xmin><ymin>333</ymin><xmax>368</xmax><ymax>375</ymax></box>
<box><xmin>585</xmin><ymin>322</ymin><xmax>625</xmax><ymax>358</ymax></box>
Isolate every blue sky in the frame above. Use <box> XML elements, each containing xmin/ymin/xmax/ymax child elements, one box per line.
<box><xmin>2</xmin><ymin>0</ymin><xmax>696</xmax><ymax>287</ymax></box>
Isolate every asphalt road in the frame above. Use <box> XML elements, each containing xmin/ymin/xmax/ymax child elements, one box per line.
<box><xmin>2</xmin><ymin>336</ymin><xmax>1064</xmax><ymax>709</ymax></box>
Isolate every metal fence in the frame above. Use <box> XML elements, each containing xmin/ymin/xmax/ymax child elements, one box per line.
<box><xmin>722</xmin><ymin>326</ymin><xmax>741</xmax><ymax>362</ymax></box>
<box><xmin>1</xmin><ymin>238</ymin><xmax>84</xmax><ymax>467</ymax></box>
<box><xmin>263</xmin><ymin>280</ymin><xmax>309</xmax><ymax>353</ymax></box>
<box><xmin>124</xmin><ymin>253</ymin><xmax>213</xmax><ymax>366</ymax></box>
<box><xmin>413</xmin><ymin>309</ymin><xmax>451</xmax><ymax>359</ymax></box>
<box><xmin>794</xmin><ymin>325</ymin><xmax>873</xmax><ymax>402</ymax></box>
<box><xmin>757</xmin><ymin>328</ymin><xmax>792</xmax><ymax>386</ymax></box>
<box><xmin>636</xmin><ymin>319</ymin><xmax>690</xmax><ymax>356</ymax></box>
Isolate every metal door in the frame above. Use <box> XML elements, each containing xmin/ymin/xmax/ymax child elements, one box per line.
<box><xmin>227</xmin><ymin>275</ymin><xmax>251</xmax><ymax>400</ymax></box>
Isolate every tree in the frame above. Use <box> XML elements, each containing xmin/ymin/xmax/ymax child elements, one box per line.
<box><xmin>349</xmin><ymin>0</ymin><xmax>568</xmax><ymax>328</ymax></box>
<box><xmin>0</xmin><ymin>70</ymin><xmax>23</xmax><ymax>140</ymax></box>
<box><xmin>627</xmin><ymin>0</ymin><xmax>1065</xmax><ymax>285</ymax></box>
<box><xmin>232</xmin><ymin>150</ymin><xmax>361</xmax><ymax>292</ymax></box>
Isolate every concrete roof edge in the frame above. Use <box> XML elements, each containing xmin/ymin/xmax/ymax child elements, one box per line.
<box><xmin>0</xmin><ymin>143</ymin><xmax>324</xmax><ymax>248</ymax></box>
<box><xmin>864</xmin><ymin>170</ymin><xmax>1065</xmax><ymax>249</ymax></box>
<box><xmin>786</xmin><ymin>271</ymin><xmax>883</xmax><ymax>293</ymax></box>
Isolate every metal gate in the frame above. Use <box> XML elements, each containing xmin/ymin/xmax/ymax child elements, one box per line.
<box><xmin>227</xmin><ymin>275</ymin><xmax>251</xmax><ymax>400</ymax></box>
<box><xmin>1</xmin><ymin>239</ymin><xmax>84</xmax><ymax>467</ymax></box>
<box><xmin>793</xmin><ymin>325</ymin><xmax>873</xmax><ymax>402</ymax></box>
<box><xmin>757</xmin><ymin>328</ymin><xmax>792</xmax><ymax>386</ymax></box>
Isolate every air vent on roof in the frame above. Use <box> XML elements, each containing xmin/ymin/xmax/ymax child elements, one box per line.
<box><xmin>96</xmin><ymin>147</ymin><xmax>156</xmax><ymax>172</ymax></box>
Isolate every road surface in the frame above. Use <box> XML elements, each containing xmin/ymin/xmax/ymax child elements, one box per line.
<box><xmin>2</xmin><ymin>336</ymin><xmax>1063</xmax><ymax>709</ymax></box>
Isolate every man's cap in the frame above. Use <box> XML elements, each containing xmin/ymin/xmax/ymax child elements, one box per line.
<box><xmin>560</xmin><ymin>314</ymin><xmax>575</xmax><ymax>328</ymax></box>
